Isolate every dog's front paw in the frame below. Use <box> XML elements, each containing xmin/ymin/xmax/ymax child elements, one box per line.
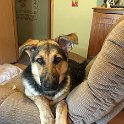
<box><xmin>40</xmin><ymin>112</ymin><xmax>54</xmax><ymax>124</ymax></box>
<box><xmin>55</xmin><ymin>100</ymin><xmax>68</xmax><ymax>124</ymax></box>
<box><xmin>55</xmin><ymin>118</ymin><xmax>67</xmax><ymax>124</ymax></box>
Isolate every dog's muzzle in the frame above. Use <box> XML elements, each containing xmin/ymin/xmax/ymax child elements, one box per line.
<box><xmin>42</xmin><ymin>78</ymin><xmax>59</xmax><ymax>93</ymax></box>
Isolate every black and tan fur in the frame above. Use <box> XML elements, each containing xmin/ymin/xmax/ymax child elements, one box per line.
<box><xmin>19</xmin><ymin>33</ymin><xmax>88</xmax><ymax>124</ymax></box>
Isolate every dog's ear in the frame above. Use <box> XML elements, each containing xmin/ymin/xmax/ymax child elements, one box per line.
<box><xmin>19</xmin><ymin>39</ymin><xmax>40</xmax><ymax>57</ymax></box>
<box><xmin>55</xmin><ymin>33</ymin><xmax>78</xmax><ymax>51</ymax></box>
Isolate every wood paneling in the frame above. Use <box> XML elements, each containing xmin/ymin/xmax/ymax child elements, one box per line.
<box><xmin>108</xmin><ymin>110</ymin><xmax>124</xmax><ymax>124</ymax></box>
<box><xmin>87</xmin><ymin>8</ymin><xmax>123</xmax><ymax>58</ymax></box>
<box><xmin>50</xmin><ymin>0</ymin><xmax>54</xmax><ymax>38</ymax></box>
<box><xmin>0</xmin><ymin>0</ymin><xmax>18</xmax><ymax>64</ymax></box>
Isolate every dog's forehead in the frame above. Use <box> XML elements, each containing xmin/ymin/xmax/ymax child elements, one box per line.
<box><xmin>37</xmin><ymin>40</ymin><xmax>59</xmax><ymax>47</ymax></box>
<box><xmin>34</xmin><ymin>40</ymin><xmax>65</xmax><ymax>57</ymax></box>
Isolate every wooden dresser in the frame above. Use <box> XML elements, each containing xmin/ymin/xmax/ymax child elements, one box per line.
<box><xmin>0</xmin><ymin>0</ymin><xmax>18</xmax><ymax>64</ymax></box>
<box><xmin>87</xmin><ymin>7</ymin><xmax>124</xmax><ymax>58</ymax></box>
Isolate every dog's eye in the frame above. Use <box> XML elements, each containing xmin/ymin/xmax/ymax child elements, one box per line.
<box><xmin>36</xmin><ymin>58</ymin><xmax>45</xmax><ymax>65</ymax></box>
<box><xmin>53</xmin><ymin>56</ymin><xmax>62</xmax><ymax>64</ymax></box>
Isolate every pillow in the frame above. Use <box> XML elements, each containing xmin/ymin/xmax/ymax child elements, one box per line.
<box><xmin>0</xmin><ymin>64</ymin><xmax>22</xmax><ymax>85</ymax></box>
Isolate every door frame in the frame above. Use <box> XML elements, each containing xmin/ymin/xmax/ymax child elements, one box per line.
<box><xmin>49</xmin><ymin>0</ymin><xmax>54</xmax><ymax>38</ymax></box>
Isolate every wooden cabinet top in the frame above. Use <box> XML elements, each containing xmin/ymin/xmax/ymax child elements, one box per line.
<box><xmin>93</xmin><ymin>7</ymin><xmax>124</xmax><ymax>14</ymax></box>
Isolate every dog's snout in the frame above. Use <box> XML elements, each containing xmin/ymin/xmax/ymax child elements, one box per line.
<box><xmin>44</xmin><ymin>82</ymin><xmax>52</xmax><ymax>89</ymax></box>
<box><xmin>42</xmin><ymin>78</ymin><xmax>59</xmax><ymax>91</ymax></box>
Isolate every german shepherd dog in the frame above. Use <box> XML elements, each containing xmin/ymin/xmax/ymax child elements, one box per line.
<box><xmin>19</xmin><ymin>33</ymin><xmax>88</xmax><ymax>124</ymax></box>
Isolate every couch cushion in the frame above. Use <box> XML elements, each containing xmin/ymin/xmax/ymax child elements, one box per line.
<box><xmin>0</xmin><ymin>85</ymin><xmax>41</xmax><ymax>124</ymax></box>
<box><xmin>67</xmin><ymin>17</ymin><xmax>124</xmax><ymax>124</ymax></box>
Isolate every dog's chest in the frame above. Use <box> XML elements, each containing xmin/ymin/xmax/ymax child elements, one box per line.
<box><xmin>22</xmin><ymin>65</ymin><xmax>43</xmax><ymax>96</ymax></box>
<box><xmin>22</xmin><ymin>78</ymin><xmax>42</xmax><ymax>96</ymax></box>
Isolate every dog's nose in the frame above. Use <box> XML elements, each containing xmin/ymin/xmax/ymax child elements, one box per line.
<box><xmin>43</xmin><ymin>82</ymin><xmax>58</xmax><ymax>91</ymax></box>
<box><xmin>44</xmin><ymin>83</ymin><xmax>52</xmax><ymax>89</ymax></box>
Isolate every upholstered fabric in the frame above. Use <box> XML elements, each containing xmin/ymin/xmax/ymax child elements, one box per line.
<box><xmin>0</xmin><ymin>88</ymin><xmax>41</xmax><ymax>124</ymax></box>
<box><xmin>67</xmin><ymin>18</ymin><xmax>124</xmax><ymax>124</ymax></box>
<box><xmin>0</xmin><ymin>75</ymin><xmax>41</xmax><ymax>124</ymax></box>
<box><xmin>0</xmin><ymin>17</ymin><xmax>124</xmax><ymax>124</ymax></box>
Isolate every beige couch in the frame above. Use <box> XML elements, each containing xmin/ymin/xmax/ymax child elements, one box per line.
<box><xmin>0</xmin><ymin>16</ymin><xmax>124</xmax><ymax>124</ymax></box>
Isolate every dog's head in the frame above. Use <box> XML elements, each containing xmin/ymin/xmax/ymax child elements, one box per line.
<box><xmin>19</xmin><ymin>33</ymin><xmax>78</xmax><ymax>94</ymax></box>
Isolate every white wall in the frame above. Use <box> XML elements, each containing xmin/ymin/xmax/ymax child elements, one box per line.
<box><xmin>53</xmin><ymin>0</ymin><xmax>97</xmax><ymax>57</ymax></box>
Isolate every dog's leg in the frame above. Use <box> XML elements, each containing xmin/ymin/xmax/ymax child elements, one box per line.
<box><xmin>29</xmin><ymin>95</ymin><xmax>54</xmax><ymax>124</ymax></box>
<box><xmin>55</xmin><ymin>100</ymin><xmax>68</xmax><ymax>124</ymax></box>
